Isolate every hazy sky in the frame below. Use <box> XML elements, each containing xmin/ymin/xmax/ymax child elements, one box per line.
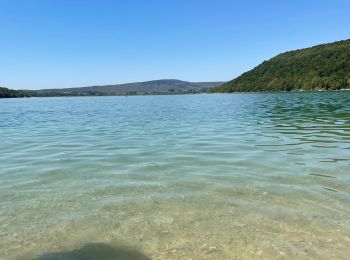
<box><xmin>1</xmin><ymin>0</ymin><xmax>349</xmax><ymax>89</ymax></box>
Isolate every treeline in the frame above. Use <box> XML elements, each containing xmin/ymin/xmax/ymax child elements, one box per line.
<box><xmin>27</xmin><ymin>89</ymin><xmax>206</xmax><ymax>97</ymax></box>
<box><xmin>25</xmin><ymin>90</ymin><xmax>104</xmax><ymax>97</ymax></box>
<box><xmin>212</xmin><ymin>39</ymin><xmax>350</xmax><ymax>92</ymax></box>
<box><xmin>0</xmin><ymin>87</ymin><xmax>29</xmax><ymax>98</ymax></box>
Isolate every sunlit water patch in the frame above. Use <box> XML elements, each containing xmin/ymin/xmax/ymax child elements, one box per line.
<box><xmin>1</xmin><ymin>92</ymin><xmax>350</xmax><ymax>259</ymax></box>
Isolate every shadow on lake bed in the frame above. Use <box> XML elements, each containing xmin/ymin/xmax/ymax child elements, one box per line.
<box><xmin>33</xmin><ymin>243</ymin><xmax>151</xmax><ymax>260</ymax></box>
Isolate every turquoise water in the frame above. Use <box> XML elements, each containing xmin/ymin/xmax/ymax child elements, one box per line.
<box><xmin>1</xmin><ymin>92</ymin><xmax>350</xmax><ymax>259</ymax></box>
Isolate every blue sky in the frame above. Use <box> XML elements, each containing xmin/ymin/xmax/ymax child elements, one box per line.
<box><xmin>0</xmin><ymin>0</ymin><xmax>349</xmax><ymax>90</ymax></box>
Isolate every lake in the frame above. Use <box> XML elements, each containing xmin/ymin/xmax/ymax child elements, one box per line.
<box><xmin>1</xmin><ymin>92</ymin><xmax>350</xmax><ymax>259</ymax></box>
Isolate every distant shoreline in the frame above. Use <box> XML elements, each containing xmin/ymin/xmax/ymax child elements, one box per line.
<box><xmin>1</xmin><ymin>88</ymin><xmax>349</xmax><ymax>99</ymax></box>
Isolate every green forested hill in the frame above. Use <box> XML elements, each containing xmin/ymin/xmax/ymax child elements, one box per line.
<box><xmin>0</xmin><ymin>87</ymin><xmax>28</xmax><ymax>98</ymax></box>
<box><xmin>213</xmin><ymin>39</ymin><xmax>350</xmax><ymax>92</ymax></box>
<box><xmin>30</xmin><ymin>79</ymin><xmax>224</xmax><ymax>96</ymax></box>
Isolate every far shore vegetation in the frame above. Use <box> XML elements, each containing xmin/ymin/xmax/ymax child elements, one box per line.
<box><xmin>212</xmin><ymin>39</ymin><xmax>350</xmax><ymax>93</ymax></box>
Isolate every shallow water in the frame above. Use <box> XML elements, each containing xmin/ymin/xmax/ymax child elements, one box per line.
<box><xmin>1</xmin><ymin>92</ymin><xmax>350</xmax><ymax>259</ymax></box>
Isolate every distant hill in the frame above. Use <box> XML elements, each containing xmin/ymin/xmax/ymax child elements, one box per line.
<box><xmin>0</xmin><ymin>87</ymin><xmax>29</xmax><ymax>98</ymax></box>
<box><xmin>212</xmin><ymin>39</ymin><xmax>350</xmax><ymax>92</ymax></box>
<box><xmin>29</xmin><ymin>79</ymin><xmax>224</xmax><ymax>96</ymax></box>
